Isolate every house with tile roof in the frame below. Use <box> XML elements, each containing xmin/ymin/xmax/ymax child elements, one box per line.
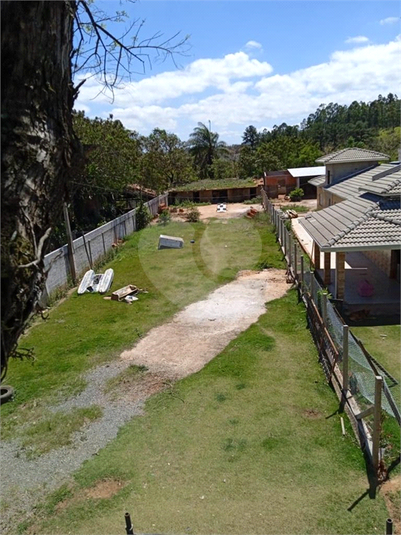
<box><xmin>298</xmin><ymin>148</ymin><xmax>400</xmax><ymax>316</ymax></box>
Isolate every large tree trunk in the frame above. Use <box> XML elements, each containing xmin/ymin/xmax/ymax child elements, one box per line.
<box><xmin>1</xmin><ymin>1</ymin><xmax>79</xmax><ymax>378</ymax></box>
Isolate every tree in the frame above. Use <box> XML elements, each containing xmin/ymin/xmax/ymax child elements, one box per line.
<box><xmin>188</xmin><ymin>122</ymin><xmax>228</xmax><ymax>179</ymax></box>
<box><xmin>242</xmin><ymin>125</ymin><xmax>260</xmax><ymax>150</ymax></box>
<box><xmin>72</xmin><ymin>111</ymin><xmax>142</xmax><ymax>228</ymax></box>
<box><xmin>1</xmin><ymin>0</ymin><xmax>188</xmax><ymax>379</ymax></box>
<box><xmin>140</xmin><ymin>128</ymin><xmax>194</xmax><ymax>191</ymax></box>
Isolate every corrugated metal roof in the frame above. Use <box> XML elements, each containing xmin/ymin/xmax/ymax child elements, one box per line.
<box><xmin>299</xmin><ymin>198</ymin><xmax>401</xmax><ymax>251</ymax></box>
<box><xmin>308</xmin><ymin>175</ymin><xmax>325</xmax><ymax>187</ymax></box>
<box><xmin>287</xmin><ymin>166</ymin><xmax>325</xmax><ymax>178</ymax></box>
<box><xmin>316</xmin><ymin>147</ymin><xmax>390</xmax><ymax>164</ymax></box>
<box><xmin>325</xmin><ymin>164</ymin><xmax>400</xmax><ymax>200</ymax></box>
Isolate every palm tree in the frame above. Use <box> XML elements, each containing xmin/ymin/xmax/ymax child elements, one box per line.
<box><xmin>188</xmin><ymin>122</ymin><xmax>228</xmax><ymax>178</ymax></box>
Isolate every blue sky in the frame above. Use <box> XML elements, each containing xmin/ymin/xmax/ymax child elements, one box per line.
<box><xmin>75</xmin><ymin>1</ymin><xmax>401</xmax><ymax>144</ymax></box>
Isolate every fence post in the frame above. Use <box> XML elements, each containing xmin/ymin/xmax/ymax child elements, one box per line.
<box><xmin>372</xmin><ymin>375</ymin><xmax>383</xmax><ymax>473</ymax></box>
<box><xmin>310</xmin><ymin>271</ymin><xmax>315</xmax><ymax>299</ymax></box>
<box><xmin>300</xmin><ymin>255</ymin><xmax>304</xmax><ymax>289</ymax></box>
<box><xmin>322</xmin><ymin>292</ymin><xmax>327</xmax><ymax>325</ymax></box>
<box><xmin>386</xmin><ymin>518</ymin><xmax>393</xmax><ymax>535</ymax></box>
<box><xmin>288</xmin><ymin>233</ymin><xmax>292</xmax><ymax>267</ymax></box>
<box><xmin>63</xmin><ymin>202</ymin><xmax>77</xmax><ymax>284</ymax></box>
<box><xmin>293</xmin><ymin>243</ymin><xmax>298</xmax><ymax>277</ymax></box>
<box><xmin>124</xmin><ymin>512</ymin><xmax>134</xmax><ymax>534</ymax></box>
<box><xmin>342</xmin><ymin>325</ymin><xmax>349</xmax><ymax>392</ymax></box>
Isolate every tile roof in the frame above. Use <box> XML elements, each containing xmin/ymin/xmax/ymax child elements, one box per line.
<box><xmin>308</xmin><ymin>175</ymin><xmax>325</xmax><ymax>187</ymax></box>
<box><xmin>299</xmin><ymin>198</ymin><xmax>401</xmax><ymax>251</ymax></box>
<box><xmin>316</xmin><ymin>147</ymin><xmax>390</xmax><ymax>164</ymax></box>
<box><xmin>324</xmin><ymin>163</ymin><xmax>401</xmax><ymax>200</ymax></box>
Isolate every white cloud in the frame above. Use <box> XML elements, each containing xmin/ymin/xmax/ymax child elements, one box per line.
<box><xmin>75</xmin><ymin>52</ymin><xmax>272</xmax><ymax>108</ymax></box>
<box><xmin>75</xmin><ymin>36</ymin><xmax>401</xmax><ymax>144</ymax></box>
<box><xmin>245</xmin><ymin>40</ymin><xmax>263</xmax><ymax>50</ymax></box>
<box><xmin>345</xmin><ymin>36</ymin><xmax>370</xmax><ymax>44</ymax></box>
<box><xmin>380</xmin><ymin>17</ymin><xmax>399</xmax><ymax>25</ymax></box>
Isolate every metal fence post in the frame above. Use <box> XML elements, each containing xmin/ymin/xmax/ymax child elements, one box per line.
<box><xmin>293</xmin><ymin>243</ymin><xmax>298</xmax><ymax>277</ymax></box>
<box><xmin>386</xmin><ymin>518</ymin><xmax>393</xmax><ymax>535</ymax></box>
<box><xmin>125</xmin><ymin>512</ymin><xmax>134</xmax><ymax>534</ymax></box>
<box><xmin>342</xmin><ymin>325</ymin><xmax>349</xmax><ymax>391</ymax></box>
<box><xmin>300</xmin><ymin>255</ymin><xmax>304</xmax><ymax>289</ymax></box>
<box><xmin>310</xmin><ymin>271</ymin><xmax>315</xmax><ymax>299</ymax></box>
<box><xmin>372</xmin><ymin>375</ymin><xmax>383</xmax><ymax>472</ymax></box>
<box><xmin>322</xmin><ymin>292</ymin><xmax>327</xmax><ymax>325</ymax></box>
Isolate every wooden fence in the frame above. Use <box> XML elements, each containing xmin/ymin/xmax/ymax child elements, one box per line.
<box><xmin>262</xmin><ymin>189</ymin><xmax>400</xmax><ymax>473</ymax></box>
<box><xmin>43</xmin><ymin>194</ymin><xmax>168</xmax><ymax>298</ymax></box>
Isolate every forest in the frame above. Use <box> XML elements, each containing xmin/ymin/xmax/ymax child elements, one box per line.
<box><xmin>61</xmin><ymin>93</ymin><xmax>400</xmax><ymax>243</ymax></box>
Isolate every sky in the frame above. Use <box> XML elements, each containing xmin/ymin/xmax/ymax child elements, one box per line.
<box><xmin>74</xmin><ymin>0</ymin><xmax>401</xmax><ymax>144</ymax></box>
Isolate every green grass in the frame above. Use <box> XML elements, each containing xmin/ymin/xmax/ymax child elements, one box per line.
<box><xmin>280</xmin><ymin>204</ymin><xmax>310</xmax><ymax>213</ymax></box>
<box><xmin>21</xmin><ymin>406</ymin><xmax>102</xmax><ymax>458</ymax></box>
<box><xmin>27</xmin><ymin>292</ymin><xmax>390</xmax><ymax>535</ymax></box>
<box><xmin>172</xmin><ymin>177</ymin><xmax>257</xmax><ymax>192</ymax></box>
<box><xmin>1</xmin><ymin>215</ymin><xmax>283</xmax><ymax>431</ymax></box>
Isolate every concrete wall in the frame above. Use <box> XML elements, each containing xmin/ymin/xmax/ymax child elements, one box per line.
<box><xmin>43</xmin><ymin>194</ymin><xmax>168</xmax><ymax>297</ymax></box>
<box><xmin>326</xmin><ymin>162</ymin><xmax>377</xmax><ymax>184</ymax></box>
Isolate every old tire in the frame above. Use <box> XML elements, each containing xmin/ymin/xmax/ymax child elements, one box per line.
<box><xmin>0</xmin><ymin>385</ymin><xmax>14</xmax><ymax>405</ymax></box>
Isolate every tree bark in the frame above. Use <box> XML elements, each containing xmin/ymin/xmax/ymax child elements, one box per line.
<box><xmin>1</xmin><ymin>1</ymin><xmax>79</xmax><ymax>377</ymax></box>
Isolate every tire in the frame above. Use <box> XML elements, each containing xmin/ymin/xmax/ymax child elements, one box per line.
<box><xmin>0</xmin><ymin>385</ymin><xmax>14</xmax><ymax>405</ymax></box>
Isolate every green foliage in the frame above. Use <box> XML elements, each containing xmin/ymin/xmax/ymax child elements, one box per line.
<box><xmin>135</xmin><ymin>201</ymin><xmax>152</xmax><ymax>230</ymax></box>
<box><xmin>185</xmin><ymin>207</ymin><xmax>200</xmax><ymax>222</ymax></box>
<box><xmin>289</xmin><ymin>188</ymin><xmax>304</xmax><ymax>201</ymax></box>
<box><xmin>158</xmin><ymin>209</ymin><xmax>171</xmax><ymax>226</ymax></box>
<box><xmin>139</xmin><ymin>128</ymin><xmax>195</xmax><ymax>191</ymax></box>
<box><xmin>72</xmin><ymin>111</ymin><xmax>141</xmax><ymax>228</ymax></box>
<box><xmin>243</xmin><ymin>196</ymin><xmax>262</xmax><ymax>205</ymax></box>
<box><xmin>188</xmin><ymin>122</ymin><xmax>229</xmax><ymax>179</ymax></box>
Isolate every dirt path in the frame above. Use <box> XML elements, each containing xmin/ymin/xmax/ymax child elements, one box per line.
<box><xmin>0</xmin><ymin>269</ymin><xmax>288</xmax><ymax>534</ymax></box>
<box><xmin>121</xmin><ymin>269</ymin><xmax>288</xmax><ymax>379</ymax></box>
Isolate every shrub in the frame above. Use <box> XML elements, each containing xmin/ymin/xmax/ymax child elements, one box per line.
<box><xmin>158</xmin><ymin>209</ymin><xmax>171</xmax><ymax>226</ymax></box>
<box><xmin>289</xmin><ymin>188</ymin><xmax>304</xmax><ymax>202</ymax></box>
<box><xmin>136</xmin><ymin>201</ymin><xmax>152</xmax><ymax>230</ymax></box>
<box><xmin>186</xmin><ymin>207</ymin><xmax>200</xmax><ymax>222</ymax></box>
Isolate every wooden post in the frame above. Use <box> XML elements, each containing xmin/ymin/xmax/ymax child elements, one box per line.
<box><xmin>322</xmin><ymin>292</ymin><xmax>327</xmax><ymax>325</ymax></box>
<box><xmin>372</xmin><ymin>375</ymin><xmax>383</xmax><ymax>472</ymax></box>
<box><xmin>342</xmin><ymin>325</ymin><xmax>349</xmax><ymax>391</ymax></box>
<box><xmin>288</xmin><ymin>233</ymin><xmax>292</xmax><ymax>267</ymax></box>
<box><xmin>63</xmin><ymin>202</ymin><xmax>77</xmax><ymax>284</ymax></box>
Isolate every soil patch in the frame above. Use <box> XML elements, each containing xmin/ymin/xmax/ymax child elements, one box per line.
<box><xmin>121</xmin><ymin>268</ymin><xmax>288</xmax><ymax>379</ymax></box>
<box><xmin>85</xmin><ymin>478</ymin><xmax>126</xmax><ymax>500</ymax></box>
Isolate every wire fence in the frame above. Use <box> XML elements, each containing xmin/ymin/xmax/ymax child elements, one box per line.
<box><xmin>262</xmin><ymin>190</ymin><xmax>400</xmax><ymax>466</ymax></box>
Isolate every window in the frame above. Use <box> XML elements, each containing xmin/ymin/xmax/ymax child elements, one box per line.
<box><xmin>327</xmin><ymin>170</ymin><xmax>331</xmax><ymax>185</ymax></box>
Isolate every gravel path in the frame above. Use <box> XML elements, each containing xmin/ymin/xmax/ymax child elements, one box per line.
<box><xmin>0</xmin><ymin>269</ymin><xmax>288</xmax><ymax>534</ymax></box>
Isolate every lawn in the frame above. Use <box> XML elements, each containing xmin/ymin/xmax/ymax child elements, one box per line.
<box><xmin>1</xmin><ymin>215</ymin><xmax>283</xmax><ymax>434</ymax></box>
<box><xmin>2</xmin><ymin>214</ymin><xmax>396</xmax><ymax>535</ymax></box>
<box><xmin>28</xmin><ymin>291</ymin><xmax>389</xmax><ymax>535</ymax></box>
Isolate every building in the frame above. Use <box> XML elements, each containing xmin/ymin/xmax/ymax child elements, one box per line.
<box><xmin>299</xmin><ymin>148</ymin><xmax>400</xmax><ymax>317</ymax></box>
<box><xmin>264</xmin><ymin>166</ymin><xmax>325</xmax><ymax>198</ymax></box>
<box><xmin>169</xmin><ymin>178</ymin><xmax>262</xmax><ymax>204</ymax></box>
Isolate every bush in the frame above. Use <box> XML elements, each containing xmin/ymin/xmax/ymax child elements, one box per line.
<box><xmin>243</xmin><ymin>196</ymin><xmax>262</xmax><ymax>205</ymax></box>
<box><xmin>186</xmin><ymin>207</ymin><xmax>201</xmax><ymax>222</ymax></box>
<box><xmin>158</xmin><ymin>209</ymin><xmax>171</xmax><ymax>226</ymax></box>
<box><xmin>136</xmin><ymin>201</ymin><xmax>152</xmax><ymax>230</ymax></box>
<box><xmin>289</xmin><ymin>188</ymin><xmax>304</xmax><ymax>202</ymax></box>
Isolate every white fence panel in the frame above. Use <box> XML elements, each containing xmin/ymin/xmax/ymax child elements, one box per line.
<box><xmin>43</xmin><ymin>193</ymin><xmax>168</xmax><ymax>296</ymax></box>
